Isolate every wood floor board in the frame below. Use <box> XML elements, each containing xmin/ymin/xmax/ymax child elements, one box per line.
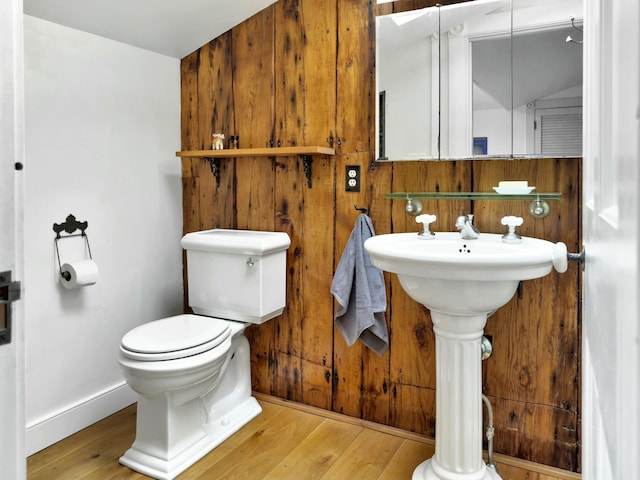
<box><xmin>377</xmin><ymin>440</ymin><xmax>434</xmax><ymax>480</ymax></box>
<box><xmin>261</xmin><ymin>418</ymin><xmax>363</xmax><ymax>480</ymax></box>
<box><xmin>317</xmin><ymin>428</ymin><xmax>403</xmax><ymax>480</ymax></box>
<box><xmin>187</xmin><ymin>406</ymin><xmax>324</xmax><ymax>479</ymax></box>
<box><xmin>27</xmin><ymin>395</ymin><xmax>581</xmax><ymax>480</ymax></box>
<box><xmin>27</xmin><ymin>405</ymin><xmax>138</xmax><ymax>480</ymax></box>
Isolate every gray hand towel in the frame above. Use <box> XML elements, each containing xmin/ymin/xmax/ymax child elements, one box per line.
<box><xmin>331</xmin><ymin>214</ymin><xmax>389</xmax><ymax>356</ymax></box>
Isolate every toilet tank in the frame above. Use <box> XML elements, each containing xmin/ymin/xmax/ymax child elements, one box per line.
<box><xmin>181</xmin><ymin>229</ymin><xmax>291</xmax><ymax>324</ymax></box>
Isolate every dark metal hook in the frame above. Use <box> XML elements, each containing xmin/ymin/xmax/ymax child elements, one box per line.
<box><xmin>354</xmin><ymin>204</ymin><xmax>368</xmax><ymax>214</ymax></box>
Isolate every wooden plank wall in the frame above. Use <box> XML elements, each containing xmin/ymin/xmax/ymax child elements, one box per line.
<box><xmin>180</xmin><ymin>0</ymin><xmax>581</xmax><ymax>473</ymax></box>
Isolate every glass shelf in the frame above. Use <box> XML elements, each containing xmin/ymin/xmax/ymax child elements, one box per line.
<box><xmin>386</xmin><ymin>192</ymin><xmax>562</xmax><ymax>201</ymax></box>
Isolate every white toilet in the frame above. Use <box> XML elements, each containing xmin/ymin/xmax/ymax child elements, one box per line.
<box><xmin>118</xmin><ymin>229</ymin><xmax>290</xmax><ymax>480</ymax></box>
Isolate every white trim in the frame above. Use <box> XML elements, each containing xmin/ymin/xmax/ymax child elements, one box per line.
<box><xmin>26</xmin><ymin>382</ymin><xmax>136</xmax><ymax>456</ymax></box>
<box><xmin>582</xmin><ymin>341</ymin><xmax>614</xmax><ymax>480</ymax></box>
<box><xmin>0</xmin><ymin>0</ymin><xmax>25</xmax><ymax>477</ymax></box>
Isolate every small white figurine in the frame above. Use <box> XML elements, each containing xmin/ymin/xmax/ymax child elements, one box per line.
<box><xmin>212</xmin><ymin>133</ymin><xmax>225</xmax><ymax>150</ymax></box>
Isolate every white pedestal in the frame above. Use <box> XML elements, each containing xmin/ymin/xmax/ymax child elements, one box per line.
<box><xmin>412</xmin><ymin>312</ymin><xmax>503</xmax><ymax>480</ymax></box>
<box><xmin>413</xmin><ymin>459</ymin><xmax>502</xmax><ymax>480</ymax></box>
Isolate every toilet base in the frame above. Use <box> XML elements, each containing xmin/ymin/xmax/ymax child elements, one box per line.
<box><xmin>119</xmin><ymin>395</ymin><xmax>261</xmax><ymax>480</ymax></box>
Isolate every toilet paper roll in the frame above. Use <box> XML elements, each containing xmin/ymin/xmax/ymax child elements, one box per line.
<box><xmin>60</xmin><ymin>260</ymin><xmax>99</xmax><ymax>289</ymax></box>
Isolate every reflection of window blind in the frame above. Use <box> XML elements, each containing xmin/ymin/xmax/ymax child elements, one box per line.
<box><xmin>540</xmin><ymin>112</ymin><xmax>583</xmax><ymax>156</ymax></box>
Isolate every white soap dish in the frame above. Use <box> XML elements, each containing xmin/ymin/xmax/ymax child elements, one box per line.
<box><xmin>492</xmin><ymin>186</ymin><xmax>536</xmax><ymax>195</ymax></box>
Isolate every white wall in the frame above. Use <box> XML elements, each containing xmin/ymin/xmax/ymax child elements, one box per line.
<box><xmin>379</xmin><ymin>37</ymin><xmax>434</xmax><ymax>160</ymax></box>
<box><xmin>472</xmin><ymin>104</ymin><xmax>529</xmax><ymax>156</ymax></box>
<box><xmin>23</xmin><ymin>15</ymin><xmax>183</xmax><ymax>455</ymax></box>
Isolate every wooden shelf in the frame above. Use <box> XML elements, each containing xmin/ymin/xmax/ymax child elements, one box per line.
<box><xmin>176</xmin><ymin>146</ymin><xmax>335</xmax><ymax>158</ymax></box>
<box><xmin>176</xmin><ymin>145</ymin><xmax>335</xmax><ymax>189</ymax></box>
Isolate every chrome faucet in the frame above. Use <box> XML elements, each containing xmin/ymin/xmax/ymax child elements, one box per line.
<box><xmin>455</xmin><ymin>213</ymin><xmax>480</xmax><ymax>239</ymax></box>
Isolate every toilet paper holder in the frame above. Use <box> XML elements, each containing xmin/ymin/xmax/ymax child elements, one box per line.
<box><xmin>53</xmin><ymin>214</ymin><xmax>93</xmax><ymax>281</ymax></box>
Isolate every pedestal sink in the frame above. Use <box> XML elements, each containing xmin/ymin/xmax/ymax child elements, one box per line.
<box><xmin>364</xmin><ymin>231</ymin><xmax>567</xmax><ymax>480</ymax></box>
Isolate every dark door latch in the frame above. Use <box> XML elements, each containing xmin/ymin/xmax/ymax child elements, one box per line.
<box><xmin>0</xmin><ymin>271</ymin><xmax>21</xmax><ymax>346</ymax></box>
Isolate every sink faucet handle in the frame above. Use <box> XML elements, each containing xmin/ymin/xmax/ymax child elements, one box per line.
<box><xmin>501</xmin><ymin>215</ymin><xmax>523</xmax><ymax>228</ymax></box>
<box><xmin>415</xmin><ymin>214</ymin><xmax>437</xmax><ymax>239</ymax></box>
<box><xmin>501</xmin><ymin>216</ymin><xmax>524</xmax><ymax>243</ymax></box>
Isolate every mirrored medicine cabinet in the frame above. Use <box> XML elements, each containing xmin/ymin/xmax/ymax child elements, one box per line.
<box><xmin>376</xmin><ymin>0</ymin><xmax>583</xmax><ymax>161</ymax></box>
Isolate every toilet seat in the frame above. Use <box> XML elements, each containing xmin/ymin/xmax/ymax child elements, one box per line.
<box><xmin>121</xmin><ymin>314</ymin><xmax>231</xmax><ymax>361</ymax></box>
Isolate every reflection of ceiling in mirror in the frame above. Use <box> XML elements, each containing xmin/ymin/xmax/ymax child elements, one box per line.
<box><xmin>473</xmin><ymin>27</ymin><xmax>583</xmax><ymax>110</ymax></box>
<box><xmin>377</xmin><ymin>9</ymin><xmax>438</xmax><ymax>52</ymax></box>
<box><xmin>378</xmin><ymin>0</ymin><xmax>507</xmax><ymax>53</ymax></box>
<box><xmin>513</xmin><ymin>0</ymin><xmax>566</xmax><ymax>7</ymax></box>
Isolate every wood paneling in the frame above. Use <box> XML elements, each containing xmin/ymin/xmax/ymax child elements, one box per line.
<box><xmin>179</xmin><ymin>0</ymin><xmax>582</xmax><ymax>473</ymax></box>
<box><xmin>275</xmin><ymin>0</ymin><xmax>337</xmax><ymax>148</ymax></box>
<box><xmin>231</xmin><ymin>7</ymin><xmax>276</xmax><ymax>149</ymax></box>
<box><xmin>472</xmin><ymin>158</ymin><xmax>581</xmax><ymax>471</ymax></box>
<box><xmin>332</xmin><ymin>0</ymin><xmax>391</xmax><ymax>425</ymax></box>
<box><xmin>336</xmin><ymin>0</ymin><xmax>375</xmax><ymax>153</ymax></box>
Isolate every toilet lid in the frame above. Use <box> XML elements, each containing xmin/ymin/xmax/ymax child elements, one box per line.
<box><xmin>121</xmin><ymin>314</ymin><xmax>231</xmax><ymax>361</ymax></box>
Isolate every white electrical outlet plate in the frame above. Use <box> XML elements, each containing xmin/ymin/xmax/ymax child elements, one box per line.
<box><xmin>346</xmin><ymin>165</ymin><xmax>360</xmax><ymax>192</ymax></box>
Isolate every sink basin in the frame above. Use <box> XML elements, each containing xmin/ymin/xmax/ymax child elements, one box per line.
<box><xmin>364</xmin><ymin>230</ymin><xmax>567</xmax><ymax>480</ymax></box>
<box><xmin>364</xmin><ymin>231</ymin><xmax>567</xmax><ymax>316</ymax></box>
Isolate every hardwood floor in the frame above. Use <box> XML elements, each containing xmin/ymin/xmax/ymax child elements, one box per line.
<box><xmin>27</xmin><ymin>394</ymin><xmax>580</xmax><ymax>480</ymax></box>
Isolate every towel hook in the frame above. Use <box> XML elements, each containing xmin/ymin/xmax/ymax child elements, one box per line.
<box><xmin>354</xmin><ymin>204</ymin><xmax>368</xmax><ymax>214</ymax></box>
<box><xmin>566</xmin><ymin>16</ymin><xmax>583</xmax><ymax>44</ymax></box>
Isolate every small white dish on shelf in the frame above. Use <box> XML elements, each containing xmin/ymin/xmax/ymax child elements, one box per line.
<box><xmin>492</xmin><ymin>186</ymin><xmax>536</xmax><ymax>195</ymax></box>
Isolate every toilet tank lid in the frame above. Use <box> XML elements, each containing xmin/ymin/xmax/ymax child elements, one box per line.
<box><xmin>181</xmin><ymin>229</ymin><xmax>291</xmax><ymax>255</ymax></box>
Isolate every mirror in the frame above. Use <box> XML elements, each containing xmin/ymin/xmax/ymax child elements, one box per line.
<box><xmin>376</xmin><ymin>0</ymin><xmax>583</xmax><ymax>161</ymax></box>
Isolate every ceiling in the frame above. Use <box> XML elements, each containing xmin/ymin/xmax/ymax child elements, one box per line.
<box><xmin>23</xmin><ymin>0</ymin><xmax>277</xmax><ymax>59</ymax></box>
<box><xmin>473</xmin><ymin>26</ymin><xmax>583</xmax><ymax>110</ymax></box>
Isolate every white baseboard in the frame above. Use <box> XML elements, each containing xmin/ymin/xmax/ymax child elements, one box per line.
<box><xmin>26</xmin><ymin>382</ymin><xmax>137</xmax><ymax>456</ymax></box>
